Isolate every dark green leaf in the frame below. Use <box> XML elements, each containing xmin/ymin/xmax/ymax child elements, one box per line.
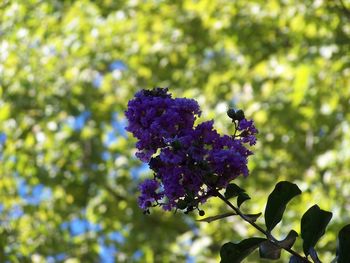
<box><xmin>259</xmin><ymin>229</ymin><xmax>298</xmax><ymax>260</ymax></box>
<box><xmin>337</xmin><ymin>224</ymin><xmax>350</xmax><ymax>263</ymax></box>
<box><xmin>224</xmin><ymin>183</ymin><xmax>245</xmax><ymax>199</ymax></box>
<box><xmin>244</xmin><ymin>212</ymin><xmax>262</xmax><ymax>223</ymax></box>
<box><xmin>264</xmin><ymin>181</ymin><xmax>302</xmax><ymax>231</ymax></box>
<box><xmin>220</xmin><ymin>237</ymin><xmax>266</xmax><ymax>263</ymax></box>
<box><xmin>237</xmin><ymin>192</ymin><xmax>250</xmax><ymax>208</ymax></box>
<box><xmin>259</xmin><ymin>240</ymin><xmax>281</xmax><ymax>260</ymax></box>
<box><xmin>196</xmin><ymin>212</ymin><xmax>236</xmax><ymax>223</ymax></box>
<box><xmin>278</xmin><ymin>230</ymin><xmax>298</xmax><ymax>249</ymax></box>
<box><xmin>301</xmin><ymin>205</ymin><xmax>332</xmax><ymax>255</ymax></box>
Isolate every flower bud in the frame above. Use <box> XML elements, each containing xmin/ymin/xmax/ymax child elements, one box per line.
<box><xmin>176</xmin><ymin>200</ymin><xmax>187</xmax><ymax>210</ymax></box>
<box><xmin>235</xmin><ymin>109</ymin><xmax>245</xmax><ymax>121</ymax></box>
<box><xmin>227</xmin><ymin>109</ymin><xmax>236</xmax><ymax>119</ymax></box>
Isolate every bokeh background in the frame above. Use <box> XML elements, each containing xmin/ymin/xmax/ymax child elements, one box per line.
<box><xmin>1</xmin><ymin>0</ymin><xmax>350</xmax><ymax>262</ymax></box>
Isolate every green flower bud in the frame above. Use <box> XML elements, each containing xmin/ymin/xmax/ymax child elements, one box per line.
<box><xmin>235</xmin><ymin>109</ymin><xmax>245</xmax><ymax>121</ymax></box>
<box><xmin>227</xmin><ymin>108</ymin><xmax>236</xmax><ymax>119</ymax></box>
<box><xmin>176</xmin><ymin>200</ymin><xmax>187</xmax><ymax>210</ymax></box>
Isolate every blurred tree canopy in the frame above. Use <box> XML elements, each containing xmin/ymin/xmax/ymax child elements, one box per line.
<box><xmin>0</xmin><ymin>0</ymin><xmax>349</xmax><ymax>262</ymax></box>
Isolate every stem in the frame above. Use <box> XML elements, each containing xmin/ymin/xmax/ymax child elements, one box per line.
<box><xmin>215</xmin><ymin>191</ymin><xmax>312</xmax><ymax>263</ymax></box>
<box><xmin>232</xmin><ymin>121</ymin><xmax>238</xmax><ymax>138</ymax></box>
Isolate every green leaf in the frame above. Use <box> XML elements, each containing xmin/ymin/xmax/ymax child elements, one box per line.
<box><xmin>259</xmin><ymin>241</ymin><xmax>281</xmax><ymax>260</ymax></box>
<box><xmin>259</xmin><ymin>229</ymin><xmax>298</xmax><ymax>260</ymax></box>
<box><xmin>224</xmin><ymin>183</ymin><xmax>245</xmax><ymax>199</ymax></box>
<box><xmin>237</xmin><ymin>192</ymin><xmax>250</xmax><ymax>208</ymax></box>
<box><xmin>220</xmin><ymin>238</ymin><xmax>266</xmax><ymax>263</ymax></box>
<box><xmin>278</xmin><ymin>230</ymin><xmax>298</xmax><ymax>249</ymax></box>
<box><xmin>264</xmin><ymin>181</ymin><xmax>302</xmax><ymax>231</ymax></box>
<box><xmin>301</xmin><ymin>205</ymin><xmax>332</xmax><ymax>255</ymax></box>
<box><xmin>244</xmin><ymin>212</ymin><xmax>262</xmax><ymax>223</ymax></box>
<box><xmin>196</xmin><ymin>212</ymin><xmax>236</xmax><ymax>223</ymax></box>
<box><xmin>337</xmin><ymin>224</ymin><xmax>350</xmax><ymax>263</ymax></box>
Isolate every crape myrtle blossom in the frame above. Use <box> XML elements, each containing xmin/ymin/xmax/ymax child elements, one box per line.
<box><xmin>125</xmin><ymin>88</ymin><xmax>258</xmax><ymax>214</ymax></box>
<box><xmin>125</xmin><ymin>88</ymin><xmax>201</xmax><ymax>162</ymax></box>
<box><xmin>238</xmin><ymin>119</ymin><xmax>258</xmax><ymax>146</ymax></box>
<box><xmin>138</xmin><ymin>179</ymin><xmax>163</xmax><ymax>210</ymax></box>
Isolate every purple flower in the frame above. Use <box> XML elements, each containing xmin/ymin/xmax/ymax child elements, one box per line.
<box><xmin>238</xmin><ymin>118</ymin><xmax>259</xmax><ymax>145</ymax></box>
<box><xmin>160</xmin><ymin>148</ymin><xmax>185</xmax><ymax>164</ymax></box>
<box><xmin>125</xmin><ymin>88</ymin><xmax>258</xmax><ymax>213</ymax></box>
<box><xmin>208</xmin><ymin>149</ymin><xmax>248</xmax><ymax>186</ymax></box>
<box><xmin>138</xmin><ymin>179</ymin><xmax>163</xmax><ymax>210</ymax></box>
<box><xmin>125</xmin><ymin>88</ymin><xmax>201</xmax><ymax>162</ymax></box>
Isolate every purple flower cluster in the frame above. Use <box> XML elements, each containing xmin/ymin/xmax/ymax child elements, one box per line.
<box><xmin>125</xmin><ymin>88</ymin><xmax>258</xmax><ymax>213</ymax></box>
<box><xmin>238</xmin><ymin>119</ymin><xmax>258</xmax><ymax>146</ymax></box>
<box><xmin>125</xmin><ymin>88</ymin><xmax>201</xmax><ymax>162</ymax></box>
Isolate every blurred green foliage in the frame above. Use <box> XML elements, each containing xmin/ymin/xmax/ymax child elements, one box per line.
<box><xmin>0</xmin><ymin>0</ymin><xmax>349</xmax><ymax>262</ymax></box>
